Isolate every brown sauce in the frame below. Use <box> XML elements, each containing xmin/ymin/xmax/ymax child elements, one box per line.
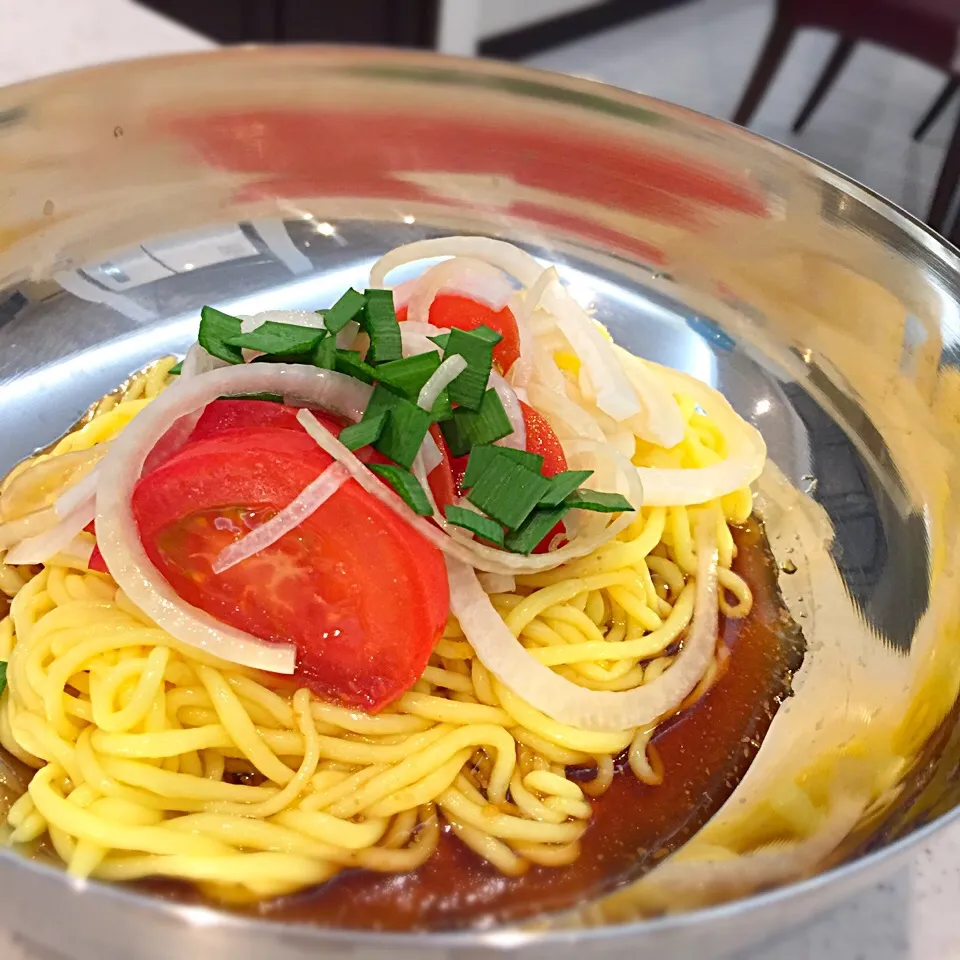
<box><xmin>239</xmin><ymin>517</ymin><xmax>806</xmax><ymax>931</ymax></box>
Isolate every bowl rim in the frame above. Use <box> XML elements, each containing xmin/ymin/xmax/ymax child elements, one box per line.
<box><xmin>0</xmin><ymin>43</ymin><xmax>956</xmax><ymax>947</ymax></box>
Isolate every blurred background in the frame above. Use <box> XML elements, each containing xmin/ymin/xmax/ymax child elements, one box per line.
<box><xmin>2</xmin><ymin>0</ymin><xmax>959</xmax><ymax>236</ymax></box>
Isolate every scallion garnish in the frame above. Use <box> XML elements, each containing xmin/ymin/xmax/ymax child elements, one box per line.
<box><xmin>565</xmin><ymin>489</ymin><xmax>634</xmax><ymax>513</ymax></box>
<box><xmin>504</xmin><ymin>506</ymin><xmax>570</xmax><ymax>555</ymax></box>
<box><xmin>361</xmin><ymin>289</ymin><xmax>402</xmax><ymax>364</ymax></box>
<box><xmin>368</xmin><ymin>463</ymin><xmax>433</xmax><ymax>516</ymax></box>
<box><xmin>442</xmin><ymin>326</ymin><xmax>500</xmax><ymax>411</ymax></box>
<box><xmin>363</xmin><ymin>384</ymin><xmax>432</xmax><ymax>470</ymax></box>
<box><xmin>199</xmin><ymin>306</ymin><xmax>244</xmax><ymax>364</ymax></box>
<box><xmin>168</xmin><ymin>360</ymin><xmax>183</xmax><ymax>375</ymax></box>
<box><xmin>539</xmin><ymin>470</ymin><xmax>594</xmax><ymax>507</ymax></box>
<box><xmin>439</xmin><ymin>388</ymin><xmax>513</xmax><ymax>457</ymax></box>
<box><xmin>374</xmin><ymin>352</ymin><xmax>452</xmax><ymax>420</ymax></box>
<box><xmin>311</xmin><ymin>334</ymin><xmax>337</xmax><ymax>370</ymax></box>
<box><xmin>0</xmin><ymin>661</ymin><xmax>7</xmax><ymax>696</ymax></box>
<box><xmin>226</xmin><ymin>321</ymin><xmax>325</xmax><ymax>357</ymax></box>
<box><xmin>339</xmin><ymin>412</ymin><xmax>388</xmax><ymax>452</ymax></box>
<box><xmin>444</xmin><ymin>505</ymin><xmax>505</xmax><ymax>546</ymax></box>
<box><xmin>465</xmin><ymin>456</ymin><xmax>551</xmax><ymax>530</ymax></box>
<box><xmin>428</xmin><ymin>333</ymin><xmax>450</xmax><ymax>351</ymax></box>
<box><xmin>323</xmin><ymin>288</ymin><xmax>367</xmax><ymax>334</ymax></box>
<box><xmin>335</xmin><ymin>349</ymin><xmax>377</xmax><ymax>384</ymax></box>
<box><xmin>461</xmin><ymin>445</ymin><xmax>544</xmax><ymax>489</ymax></box>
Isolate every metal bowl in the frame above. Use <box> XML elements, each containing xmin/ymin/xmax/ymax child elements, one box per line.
<box><xmin>0</xmin><ymin>47</ymin><xmax>958</xmax><ymax>959</ymax></box>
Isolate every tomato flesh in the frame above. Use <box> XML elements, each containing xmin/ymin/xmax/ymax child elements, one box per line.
<box><xmin>397</xmin><ymin>294</ymin><xmax>521</xmax><ymax>374</ymax></box>
<box><xmin>132</xmin><ymin>427</ymin><xmax>448</xmax><ymax>710</ymax></box>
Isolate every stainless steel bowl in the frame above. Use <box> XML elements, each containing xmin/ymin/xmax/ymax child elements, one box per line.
<box><xmin>0</xmin><ymin>47</ymin><xmax>958</xmax><ymax>959</ymax></box>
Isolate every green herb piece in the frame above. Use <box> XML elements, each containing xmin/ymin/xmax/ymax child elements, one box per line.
<box><xmin>374</xmin><ymin>352</ymin><xmax>452</xmax><ymax>420</ymax></box>
<box><xmin>334</xmin><ymin>349</ymin><xmax>377</xmax><ymax>384</ymax></box>
<box><xmin>227</xmin><ymin>392</ymin><xmax>284</xmax><ymax>402</ymax></box>
<box><xmin>339</xmin><ymin>412</ymin><xmax>388</xmax><ymax>451</ymax></box>
<box><xmin>361</xmin><ymin>289</ymin><xmax>402</xmax><ymax>364</ymax></box>
<box><xmin>368</xmin><ymin>463</ymin><xmax>433</xmax><ymax>516</ymax></box>
<box><xmin>471</xmin><ymin>325</ymin><xmax>503</xmax><ymax>345</ymax></box>
<box><xmin>466</xmin><ymin>457</ymin><xmax>551</xmax><ymax>530</ymax></box>
<box><xmin>0</xmin><ymin>661</ymin><xmax>7</xmax><ymax>696</ymax></box>
<box><xmin>565</xmin><ymin>490</ymin><xmax>635</xmax><ymax>513</ymax></box>
<box><xmin>505</xmin><ymin>506</ymin><xmax>570</xmax><ymax>555</ymax></box>
<box><xmin>226</xmin><ymin>321</ymin><xmax>325</xmax><ymax>356</ymax></box>
<box><xmin>461</xmin><ymin>445</ymin><xmax>544</xmax><ymax>489</ymax></box>
<box><xmin>539</xmin><ymin>470</ymin><xmax>594</xmax><ymax>507</ymax></box>
<box><xmin>428</xmin><ymin>333</ymin><xmax>450</xmax><ymax>351</ymax></box>
<box><xmin>199</xmin><ymin>306</ymin><xmax>244</xmax><ymax>364</ymax></box>
<box><xmin>324</xmin><ymin>288</ymin><xmax>367</xmax><ymax>334</ymax></box>
<box><xmin>444</xmin><ymin>505</ymin><xmax>505</xmax><ymax>546</ymax></box>
<box><xmin>442</xmin><ymin>326</ymin><xmax>499</xmax><ymax>411</ymax></box>
<box><xmin>363</xmin><ymin>384</ymin><xmax>432</xmax><ymax>470</ymax></box>
<box><xmin>168</xmin><ymin>359</ymin><xmax>183</xmax><ymax>375</ymax></box>
<box><xmin>311</xmin><ymin>333</ymin><xmax>337</xmax><ymax>370</ymax></box>
<box><xmin>439</xmin><ymin>388</ymin><xmax>513</xmax><ymax>457</ymax></box>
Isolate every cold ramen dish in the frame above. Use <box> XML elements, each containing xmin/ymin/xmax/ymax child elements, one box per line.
<box><xmin>0</xmin><ymin>237</ymin><xmax>799</xmax><ymax>930</ymax></box>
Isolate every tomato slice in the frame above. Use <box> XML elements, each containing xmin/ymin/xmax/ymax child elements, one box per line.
<box><xmin>520</xmin><ymin>401</ymin><xmax>567</xmax><ymax>477</ymax></box>
<box><xmin>397</xmin><ymin>295</ymin><xmax>521</xmax><ymax>374</ymax></box>
<box><xmin>191</xmin><ymin>398</ymin><xmax>330</xmax><ymax>441</ymax></box>
<box><xmin>132</xmin><ymin>427</ymin><xmax>448</xmax><ymax>710</ymax></box>
<box><xmin>426</xmin><ymin>425</ymin><xmax>457</xmax><ymax>511</ymax></box>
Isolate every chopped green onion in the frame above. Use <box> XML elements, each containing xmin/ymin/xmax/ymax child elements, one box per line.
<box><xmin>374</xmin><ymin>352</ymin><xmax>452</xmax><ymax>420</ymax></box>
<box><xmin>311</xmin><ymin>334</ymin><xmax>337</xmax><ymax>370</ymax></box>
<box><xmin>226</xmin><ymin>321</ymin><xmax>325</xmax><ymax>356</ymax></box>
<box><xmin>368</xmin><ymin>464</ymin><xmax>433</xmax><ymax>516</ymax></box>
<box><xmin>199</xmin><ymin>306</ymin><xmax>244</xmax><ymax>364</ymax></box>
<box><xmin>323</xmin><ymin>288</ymin><xmax>367</xmax><ymax>334</ymax></box>
<box><xmin>471</xmin><ymin>325</ymin><xmax>503</xmax><ymax>345</ymax></box>
<box><xmin>462</xmin><ymin>445</ymin><xmax>544</xmax><ymax>489</ymax></box>
<box><xmin>363</xmin><ymin>384</ymin><xmax>432</xmax><ymax>470</ymax></box>
<box><xmin>444</xmin><ymin>505</ymin><xmax>504</xmax><ymax>546</ymax></box>
<box><xmin>466</xmin><ymin>457</ymin><xmax>551</xmax><ymax>530</ymax></box>
<box><xmin>505</xmin><ymin>506</ymin><xmax>570</xmax><ymax>555</ymax></box>
<box><xmin>565</xmin><ymin>489</ymin><xmax>635</xmax><ymax>513</ymax></box>
<box><xmin>539</xmin><ymin>470</ymin><xmax>594</xmax><ymax>507</ymax></box>
<box><xmin>168</xmin><ymin>360</ymin><xmax>183</xmax><ymax>375</ymax></box>
<box><xmin>428</xmin><ymin>333</ymin><xmax>450</xmax><ymax>351</ymax></box>
<box><xmin>339</xmin><ymin>412</ymin><xmax>388</xmax><ymax>452</ymax></box>
<box><xmin>439</xmin><ymin>388</ymin><xmax>513</xmax><ymax>457</ymax></box>
<box><xmin>335</xmin><ymin>349</ymin><xmax>377</xmax><ymax>384</ymax></box>
<box><xmin>361</xmin><ymin>289</ymin><xmax>402</xmax><ymax>364</ymax></box>
<box><xmin>442</xmin><ymin>327</ymin><xmax>498</xmax><ymax>411</ymax></box>
<box><xmin>0</xmin><ymin>661</ymin><xmax>6</xmax><ymax>696</ymax></box>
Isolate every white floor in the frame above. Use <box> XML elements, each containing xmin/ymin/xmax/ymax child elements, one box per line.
<box><xmin>526</xmin><ymin>0</ymin><xmax>955</xmax><ymax>219</ymax></box>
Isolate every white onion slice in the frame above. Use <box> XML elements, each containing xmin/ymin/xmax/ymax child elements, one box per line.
<box><xmin>297</xmin><ymin>411</ymin><xmax>639</xmax><ymax>575</ymax></box>
<box><xmin>477</xmin><ymin>571</ymin><xmax>516</xmax><ymax>594</ymax></box>
<box><xmin>508</xmin><ymin>268</ymin><xmax>554</xmax><ymax>389</ymax></box>
<box><xmin>489</xmin><ymin>371</ymin><xmax>526</xmax><ymax>451</ymax></box>
<box><xmin>239</xmin><ymin>309</ymin><xmax>326</xmax><ymax>335</ymax></box>
<box><xmin>54</xmin><ymin>465</ymin><xmax>101</xmax><ymax>517</ymax></box>
<box><xmin>96</xmin><ymin>365</ymin><xmax>373</xmax><ymax>675</ymax></box>
<box><xmin>418</xmin><ymin>355</ymin><xmax>467</xmax><ymax>412</ymax></box>
<box><xmin>179</xmin><ymin>343</ymin><xmax>227</xmax><ymax>380</ymax></box>
<box><xmin>418</xmin><ymin>431</ymin><xmax>443</xmax><ymax>476</ymax></box>
<box><xmin>446</xmin><ymin>514</ymin><xmax>718</xmax><ymax>731</ymax></box>
<box><xmin>5</xmin><ymin>499</ymin><xmax>94</xmax><ymax>565</ymax></box>
<box><xmin>617</xmin><ymin>349</ymin><xmax>768</xmax><ymax>505</ymax></box>
<box><xmin>212</xmin><ymin>463</ymin><xmax>349</xmax><ymax>574</ymax></box>
<box><xmin>392</xmin><ymin>258</ymin><xmax>514</xmax><ymax>318</ymax></box>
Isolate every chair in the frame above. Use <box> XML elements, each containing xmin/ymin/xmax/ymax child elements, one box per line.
<box><xmin>732</xmin><ymin>0</ymin><xmax>960</xmax><ymax>233</ymax></box>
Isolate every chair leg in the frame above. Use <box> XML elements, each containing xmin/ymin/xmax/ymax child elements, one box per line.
<box><xmin>791</xmin><ymin>37</ymin><xmax>856</xmax><ymax>133</ymax></box>
<box><xmin>732</xmin><ymin>12</ymin><xmax>796</xmax><ymax>127</ymax></box>
<box><xmin>914</xmin><ymin>76</ymin><xmax>960</xmax><ymax>142</ymax></box>
<box><xmin>928</xmin><ymin>107</ymin><xmax>960</xmax><ymax>232</ymax></box>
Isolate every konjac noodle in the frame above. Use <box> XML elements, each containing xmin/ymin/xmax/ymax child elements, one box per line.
<box><xmin>0</xmin><ymin>237</ymin><xmax>796</xmax><ymax>926</ymax></box>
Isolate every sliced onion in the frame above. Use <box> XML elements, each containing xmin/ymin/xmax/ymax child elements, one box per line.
<box><xmin>179</xmin><ymin>343</ymin><xmax>227</xmax><ymax>380</ymax></box>
<box><xmin>1</xmin><ymin>445</ymin><xmax>105</xmax><ymax>522</ymax></box>
<box><xmin>54</xmin><ymin>464</ymin><xmax>101</xmax><ymax>517</ymax></box>
<box><xmin>392</xmin><ymin>258</ymin><xmax>515</xmax><ymax>318</ymax></box>
<box><xmin>418</xmin><ymin>431</ymin><xmax>443</xmax><ymax>476</ymax></box>
<box><xmin>509</xmin><ymin>269</ymin><xmax>554</xmax><ymax>389</ymax></box>
<box><xmin>0</xmin><ymin>508</ymin><xmax>59</xmax><ymax>552</ymax></box>
<box><xmin>212</xmin><ymin>463</ymin><xmax>348</xmax><ymax>574</ymax></box>
<box><xmin>489</xmin><ymin>371</ymin><xmax>526</xmax><ymax>451</ymax></box>
<box><xmin>5</xmin><ymin>498</ymin><xmax>94</xmax><ymax>565</ymax></box>
<box><xmin>96</xmin><ymin>365</ymin><xmax>373</xmax><ymax>675</ymax></box>
<box><xmin>418</xmin><ymin>355</ymin><xmax>467</xmax><ymax>412</ymax></box>
<box><xmin>616</xmin><ymin>348</ymin><xmax>768</xmax><ymax>505</ymax></box>
<box><xmin>476</xmin><ymin>571</ymin><xmax>516</xmax><ymax>594</ymax></box>
<box><xmin>239</xmin><ymin>309</ymin><xmax>326</xmax><ymax>335</ymax></box>
<box><xmin>298</xmin><ymin>411</ymin><xmax>639</xmax><ymax>575</ymax></box>
<box><xmin>527</xmin><ymin>382</ymin><xmax>607</xmax><ymax>443</ymax></box>
<box><xmin>446</xmin><ymin>513</ymin><xmax>718</xmax><ymax>731</ymax></box>
<box><xmin>401</xmin><ymin>328</ymin><xmax>445</xmax><ymax>359</ymax></box>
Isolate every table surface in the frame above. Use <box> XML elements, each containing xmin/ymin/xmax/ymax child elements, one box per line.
<box><xmin>0</xmin><ymin>1</ymin><xmax>958</xmax><ymax>957</ymax></box>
